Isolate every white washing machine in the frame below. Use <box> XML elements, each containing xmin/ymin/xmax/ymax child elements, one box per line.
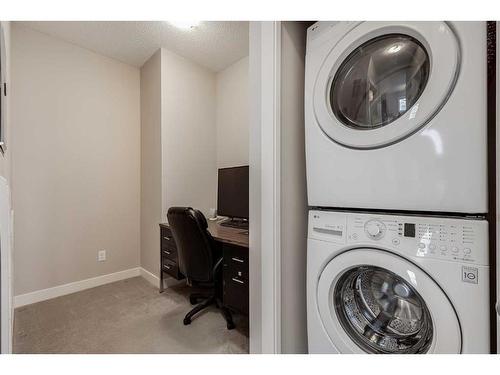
<box><xmin>307</xmin><ymin>210</ymin><xmax>490</xmax><ymax>353</ymax></box>
<box><xmin>305</xmin><ymin>22</ymin><xmax>488</xmax><ymax>213</ymax></box>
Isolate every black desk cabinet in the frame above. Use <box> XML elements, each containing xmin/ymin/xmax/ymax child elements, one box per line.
<box><xmin>159</xmin><ymin>224</ymin><xmax>249</xmax><ymax>316</ymax></box>
<box><xmin>222</xmin><ymin>243</ymin><xmax>249</xmax><ymax>315</ymax></box>
<box><xmin>160</xmin><ymin>226</ymin><xmax>184</xmax><ymax>291</ymax></box>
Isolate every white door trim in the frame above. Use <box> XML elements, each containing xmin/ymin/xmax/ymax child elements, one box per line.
<box><xmin>249</xmin><ymin>21</ymin><xmax>282</xmax><ymax>354</ymax></box>
<box><xmin>260</xmin><ymin>21</ymin><xmax>282</xmax><ymax>354</ymax></box>
<box><xmin>0</xmin><ymin>176</ymin><xmax>12</xmax><ymax>354</ymax></box>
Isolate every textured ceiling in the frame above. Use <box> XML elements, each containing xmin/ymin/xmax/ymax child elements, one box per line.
<box><xmin>17</xmin><ymin>21</ymin><xmax>249</xmax><ymax>72</ymax></box>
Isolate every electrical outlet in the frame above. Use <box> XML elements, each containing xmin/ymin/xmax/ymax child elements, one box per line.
<box><xmin>98</xmin><ymin>250</ymin><xmax>106</xmax><ymax>262</ymax></box>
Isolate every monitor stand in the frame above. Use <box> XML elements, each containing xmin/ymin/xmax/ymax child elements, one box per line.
<box><xmin>220</xmin><ymin>218</ymin><xmax>249</xmax><ymax>230</ymax></box>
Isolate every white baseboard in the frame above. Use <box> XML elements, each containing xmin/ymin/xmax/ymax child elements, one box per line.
<box><xmin>13</xmin><ymin>266</ymin><xmax>185</xmax><ymax>308</ymax></box>
<box><xmin>140</xmin><ymin>267</ymin><xmax>160</xmax><ymax>288</ymax></box>
<box><xmin>140</xmin><ymin>267</ymin><xmax>185</xmax><ymax>289</ymax></box>
<box><xmin>13</xmin><ymin>267</ymin><xmax>141</xmax><ymax>308</ymax></box>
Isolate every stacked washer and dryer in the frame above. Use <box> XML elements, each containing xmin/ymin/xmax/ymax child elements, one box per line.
<box><xmin>305</xmin><ymin>22</ymin><xmax>491</xmax><ymax>353</ymax></box>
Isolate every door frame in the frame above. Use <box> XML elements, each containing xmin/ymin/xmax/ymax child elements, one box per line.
<box><xmin>0</xmin><ymin>20</ymin><xmax>12</xmax><ymax>355</ymax></box>
<box><xmin>495</xmin><ymin>21</ymin><xmax>499</xmax><ymax>354</ymax></box>
<box><xmin>0</xmin><ymin>178</ymin><xmax>13</xmax><ymax>354</ymax></box>
<box><xmin>249</xmin><ymin>21</ymin><xmax>282</xmax><ymax>354</ymax></box>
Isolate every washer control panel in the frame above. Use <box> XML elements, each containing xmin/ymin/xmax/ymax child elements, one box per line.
<box><xmin>308</xmin><ymin>210</ymin><xmax>489</xmax><ymax>265</ymax></box>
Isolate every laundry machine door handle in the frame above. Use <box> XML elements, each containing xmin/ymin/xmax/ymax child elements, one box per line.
<box><xmin>496</xmin><ymin>301</ymin><xmax>500</xmax><ymax>316</ymax></box>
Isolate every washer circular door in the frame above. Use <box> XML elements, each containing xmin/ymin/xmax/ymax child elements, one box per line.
<box><xmin>317</xmin><ymin>248</ymin><xmax>461</xmax><ymax>353</ymax></box>
<box><xmin>313</xmin><ymin>22</ymin><xmax>459</xmax><ymax>149</ymax></box>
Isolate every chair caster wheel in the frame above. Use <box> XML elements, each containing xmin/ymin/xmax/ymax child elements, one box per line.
<box><xmin>183</xmin><ymin>318</ymin><xmax>192</xmax><ymax>325</ymax></box>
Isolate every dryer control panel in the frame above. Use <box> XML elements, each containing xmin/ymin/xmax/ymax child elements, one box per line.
<box><xmin>308</xmin><ymin>210</ymin><xmax>489</xmax><ymax>266</ymax></box>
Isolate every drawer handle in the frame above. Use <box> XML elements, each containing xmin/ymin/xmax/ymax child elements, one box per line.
<box><xmin>163</xmin><ymin>236</ymin><xmax>171</xmax><ymax>241</ymax></box>
<box><xmin>231</xmin><ymin>257</ymin><xmax>245</xmax><ymax>263</ymax></box>
<box><xmin>163</xmin><ymin>250</ymin><xmax>171</xmax><ymax>255</ymax></box>
<box><xmin>232</xmin><ymin>277</ymin><xmax>244</xmax><ymax>284</ymax></box>
<box><xmin>164</xmin><ymin>265</ymin><xmax>171</xmax><ymax>270</ymax></box>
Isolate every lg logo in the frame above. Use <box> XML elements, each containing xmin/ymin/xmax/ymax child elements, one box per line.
<box><xmin>462</xmin><ymin>266</ymin><xmax>478</xmax><ymax>284</ymax></box>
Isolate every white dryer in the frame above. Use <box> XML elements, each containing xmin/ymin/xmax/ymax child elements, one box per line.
<box><xmin>305</xmin><ymin>22</ymin><xmax>488</xmax><ymax>213</ymax></box>
<box><xmin>307</xmin><ymin>210</ymin><xmax>490</xmax><ymax>353</ymax></box>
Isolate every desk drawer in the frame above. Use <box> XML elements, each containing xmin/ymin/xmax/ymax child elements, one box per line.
<box><xmin>223</xmin><ymin>244</ymin><xmax>248</xmax><ymax>264</ymax></box>
<box><xmin>161</xmin><ymin>258</ymin><xmax>183</xmax><ymax>280</ymax></box>
<box><xmin>223</xmin><ymin>244</ymin><xmax>248</xmax><ymax>280</ymax></box>
<box><xmin>222</xmin><ymin>244</ymin><xmax>249</xmax><ymax>315</ymax></box>
<box><xmin>161</xmin><ymin>227</ymin><xmax>177</xmax><ymax>250</ymax></box>
<box><xmin>223</xmin><ymin>263</ymin><xmax>248</xmax><ymax>283</ymax></box>
<box><xmin>223</xmin><ymin>274</ymin><xmax>249</xmax><ymax>315</ymax></box>
<box><xmin>161</xmin><ymin>247</ymin><xmax>177</xmax><ymax>261</ymax></box>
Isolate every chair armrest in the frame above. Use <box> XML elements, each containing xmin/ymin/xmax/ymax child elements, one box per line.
<box><xmin>213</xmin><ymin>257</ymin><xmax>223</xmax><ymax>276</ymax></box>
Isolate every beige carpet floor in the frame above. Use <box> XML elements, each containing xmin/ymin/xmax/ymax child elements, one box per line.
<box><xmin>13</xmin><ymin>276</ymin><xmax>249</xmax><ymax>354</ymax></box>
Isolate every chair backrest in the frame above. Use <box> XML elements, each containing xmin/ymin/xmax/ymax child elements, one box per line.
<box><xmin>167</xmin><ymin>207</ymin><xmax>214</xmax><ymax>283</ymax></box>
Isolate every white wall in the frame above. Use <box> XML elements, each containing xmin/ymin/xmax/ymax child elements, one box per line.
<box><xmin>280</xmin><ymin>21</ymin><xmax>308</xmax><ymax>354</ymax></box>
<box><xmin>216</xmin><ymin>57</ymin><xmax>249</xmax><ymax>168</ymax></box>
<box><xmin>161</xmin><ymin>49</ymin><xmax>217</xmax><ymax>221</ymax></box>
<box><xmin>11</xmin><ymin>25</ymin><xmax>141</xmax><ymax>296</ymax></box>
<box><xmin>140</xmin><ymin>50</ymin><xmax>163</xmax><ymax>280</ymax></box>
<box><xmin>140</xmin><ymin>48</ymin><xmax>219</xmax><ymax>277</ymax></box>
<box><xmin>140</xmin><ymin>48</ymin><xmax>248</xmax><ymax>278</ymax></box>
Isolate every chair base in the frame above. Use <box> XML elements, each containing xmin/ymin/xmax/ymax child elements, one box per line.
<box><xmin>183</xmin><ymin>293</ymin><xmax>235</xmax><ymax>330</ymax></box>
<box><xmin>189</xmin><ymin>292</ymin><xmax>210</xmax><ymax>305</ymax></box>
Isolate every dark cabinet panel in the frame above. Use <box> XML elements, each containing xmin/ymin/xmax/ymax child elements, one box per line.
<box><xmin>161</xmin><ymin>227</ymin><xmax>176</xmax><ymax>251</ymax></box>
<box><xmin>222</xmin><ymin>244</ymin><xmax>249</xmax><ymax>315</ymax></box>
<box><xmin>159</xmin><ymin>223</ymin><xmax>249</xmax><ymax>317</ymax></box>
<box><xmin>161</xmin><ymin>247</ymin><xmax>177</xmax><ymax>261</ymax></box>
<box><xmin>159</xmin><ymin>226</ymin><xmax>184</xmax><ymax>292</ymax></box>
<box><xmin>162</xmin><ymin>257</ymin><xmax>183</xmax><ymax>280</ymax></box>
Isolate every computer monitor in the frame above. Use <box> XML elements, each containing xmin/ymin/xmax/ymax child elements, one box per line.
<box><xmin>217</xmin><ymin>166</ymin><xmax>249</xmax><ymax>227</ymax></box>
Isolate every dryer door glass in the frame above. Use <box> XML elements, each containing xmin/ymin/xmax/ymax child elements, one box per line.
<box><xmin>334</xmin><ymin>265</ymin><xmax>434</xmax><ymax>353</ymax></box>
<box><xmin>330</xmin><ymin>34</ymin><xmax>430</xmax><ymax>130</ymax></box>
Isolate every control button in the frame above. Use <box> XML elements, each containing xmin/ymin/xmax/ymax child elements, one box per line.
<box><xmin>429</xmin><ymin>244</ymin><xmax>436</xmax><ymax>251</ymax></box>
<box><xmin>451</xmin><ymin>246</ymin><xmax>459</xmax><ymax>253</ymax></box>
<box><xmin>392</xmin><ymin>238</ymin><xmax>400</xmax><ymax>246</ymax></box>
<box><xmin>366</xmin><ymin>223</ymin><xmax>381</xmax><ymax>236</ymax></box>
<box><xmin>463</xmin><ymin>248</ymin><xmax>471</xmax><ymax>255</ymax></box>
<box><xmin>418</xmin><ymin>243</ymin><xmax>426</xmax><ymax>249</ymax></box>
<box><xmin>364</xmin><ymin>220</ymin><xmax>386</xmax><ymax>240</ymax></box>
<box><xmin>440</xmin><ymin>245</ymin><xmax>447</xmax><ymax>252</ymax></box>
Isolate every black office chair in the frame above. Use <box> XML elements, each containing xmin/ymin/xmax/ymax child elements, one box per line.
<box><xmin>167</xmin><ymin>207</ymin><xmax>235</xmax><ymax>330</ymax></box>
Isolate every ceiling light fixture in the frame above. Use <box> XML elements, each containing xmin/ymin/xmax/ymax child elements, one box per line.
<box><xmin>168</xmin><ymin>21</ymin><xmax>200</xmax><ymax>30</ymax></box>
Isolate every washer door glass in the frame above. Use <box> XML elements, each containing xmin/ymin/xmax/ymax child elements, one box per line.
<box><xmin>311</xmin><ymin>22</ymin><xmax>459</xmax><ymax>149</ymax></box>
<box><xmin>334</xmin><ymin>265</ymin><xmax>433</xmax><ymax>354</ymax></box>
<box><xmin>330</xmin><ymin>34</ymin><xmax>430</xmax><ymax>130</ymax></box>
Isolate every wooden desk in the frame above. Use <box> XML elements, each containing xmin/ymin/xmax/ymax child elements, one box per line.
<box><xmin>159</xmin><ymin>220</ymin><xmax>249</xmax><ymax>315</ymax></box>
<box><xmin>205</xmin><ymin>220</ymin><xmax>249</xmax><ymax>247</ymax></box>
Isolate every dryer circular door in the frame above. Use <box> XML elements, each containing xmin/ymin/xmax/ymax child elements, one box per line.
<box><xmin>316</xmin><ymin>248</ymin><xmax>461</xmax><ymax>353</ymax></box>
<box><xmin>313</xmin><ymin>22</ymin><xmax>459</xmax><ymax>149</ymax></box>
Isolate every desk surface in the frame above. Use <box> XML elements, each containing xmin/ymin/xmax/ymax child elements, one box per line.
<box><xmin>160</xmin><ymin>220</ymin><xmax>249</xmax><ymax>248</ymax></box>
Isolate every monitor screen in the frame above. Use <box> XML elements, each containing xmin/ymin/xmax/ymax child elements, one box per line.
<box><xmin>217</xmin><ymin>166</ymin><xmax>249</xmax><ymax>219</ymax></box>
